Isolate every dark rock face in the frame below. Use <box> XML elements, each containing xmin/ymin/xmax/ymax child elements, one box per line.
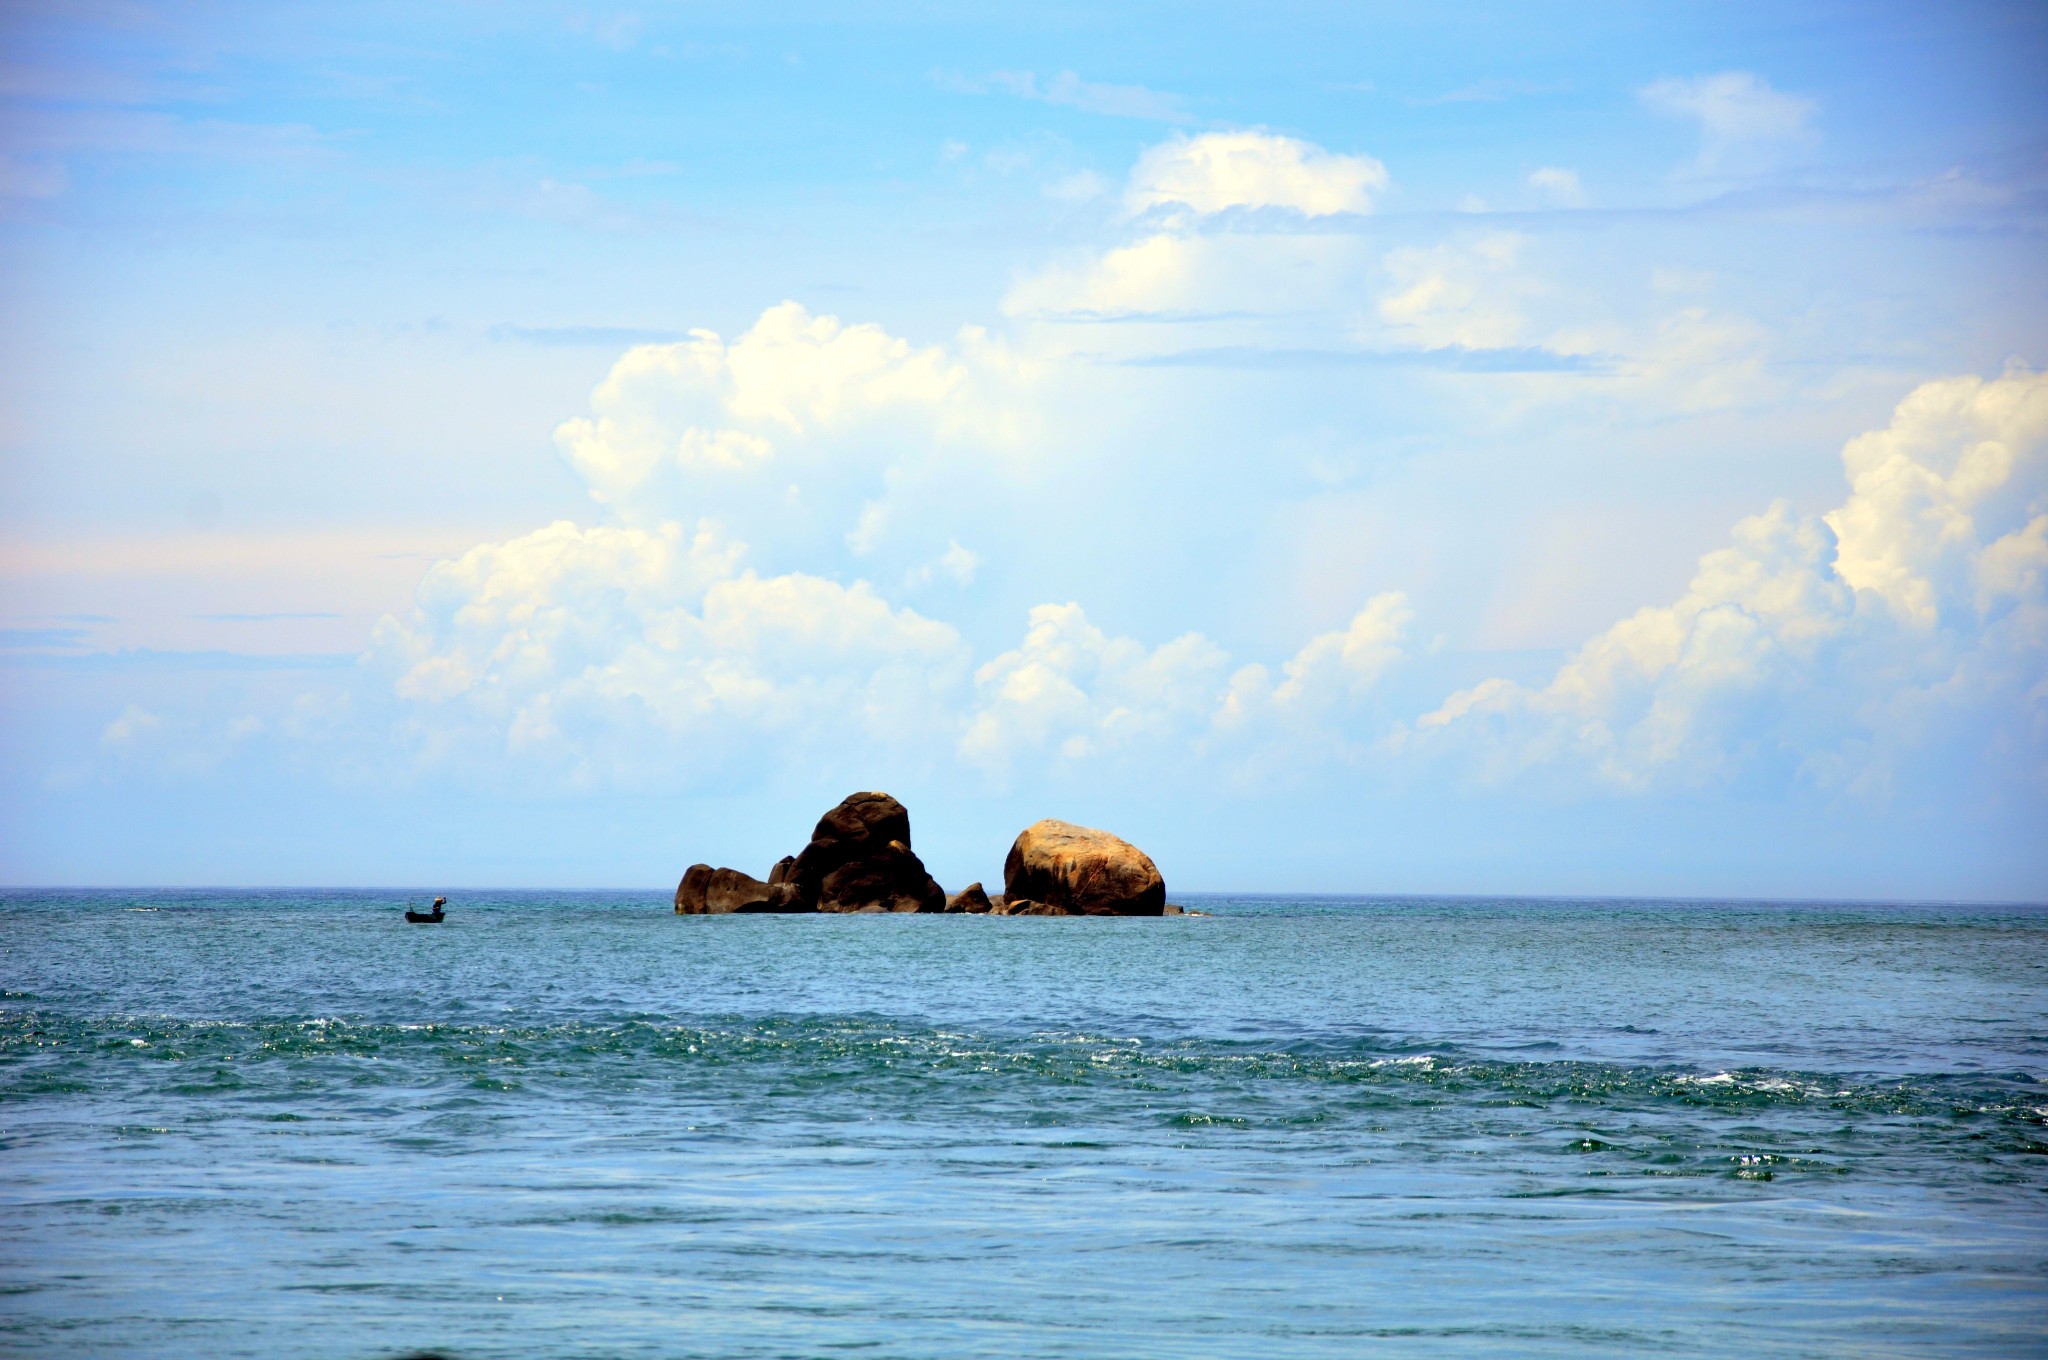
<box><xmin>676</xmin><ymin>864</ymin><xmax>787</xmax><ymax>913</ymax></box>
<box><xmin>674</xmin><ymin>864</ymin><xmax>714</xmax><ymax>913</ymax></box>
<box><xmin>791</xmin><ymin>792</ymin><xmax>945</xmax><ymax>913</ymax></box>
<box><xmin>1003</xmin><ymin>820</ymin><xmax>1166</xmax><ymax>916</ymax></box>
<box><xmin>945</xmin><ymin>882</ymin><xmax>993</xmax><ymax>913</ymax></box>
<box><xmin>705</xmin><ymin>868</ymin><xmax>775</xmax><ymax>913</ymax></box>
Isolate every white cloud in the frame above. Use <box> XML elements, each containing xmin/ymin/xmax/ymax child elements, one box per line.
<box><xmin>961</xmin><ymin>604</ymin><xmax>1231</xmax><ymax>771</ymax></box>
<box><xmin>1126</xmin><ymin>131</ymin><xmax>1388</xmax><ymax>218</ymax></box>
<box><xmin>941</xmin><ymin>69</ymin><xmax>1191</xmax><ymax>123</ymax></box>
<box><xmin>845</xmin><ymin>499</ymin><xmax>890</xmax><ymax>556</ymax></box>
<box><xmin>367</xmin><ymin>515</ymin><xmax>1415</xmax><ymax>787</ymax></box>
<box><xmin>1007</xmin><ymin>230</ymin><xmax>1370</xmax><ymax>320</ymax></box>
<box><xmin>1002</xmin><ymin>132</ymin><xmax>1779</xmax><ymax>415</ymax></box>
<box><xmin>1217</xmin><ymin>594</ymin><xmax>1413</xmax><ymax>731</ymax></box>
<box><xmin>101</xmin><ymin>704</ymin><xmax>161</xmax><ymax>748</ymax></box>
<box><xmin>1368</xmin><ymin>238</ymin><xmax>1768</xmax><ymax>404</ymax></box>
<box><xmin>368</xmin><ymin>517</ymin><xmax>972</xmax><ymax>784</ymax></box>
<box><xmin>957</xmin><ymin>594</ymin><xmax>1412</xmax><ymax>776</ymax></box>
<box><xmin>907</xmin><ymin>540</ymin><xmax>980</xmax><ymax>589</ymax></box>
<box><xmin>1376</xmin><ymin>233</ymin><xmax>1533</xmax><ymax>350</ymax></box>
<box><xmin>220</xmin><ymin>337</ymin><xmax>2040</xmax><ymax>810</ymax></box>
<box><xmin>994</xmin><ymin>70</ymin><xmax>1189</xmax><ymax>123</ymax></box>
<box><xmin>1615</xmin><ymin>306</ymin><xmax>1772</xmax><ymax>411</ymax></box>
<box><xmin>552</xmin><ymin>301</ymin><xmax>1015</xmax><ymax>513</ymax></box>
<box><xmin>1640</xmin><ymin>72</ymin><xmax>1817</xmax><ymax>176</ymax></box>
<box><xmin>937</xmin><ymin>541</ymin><xmax>980</xmax><ymax>585</ymax></box>
<box><xmin>1006</xmin><ymin>232</ymin><xmax>1196</xmax><ymax>317</ymax></box>
<box><xmin>1407</xmin><ymin>369</ymin><xmax>2048</xmax><ymax>790</ymax></box>
<box><xmin>374</xmin><ymin>519</ymin><xmax>748</xmax><ymax>706</ymax></box>
<box><xmin>1828</xmin><ymin>371</ymin><xmax>2048</xmax><ymax>626</ymax></box>
<box><xmin>1527</xmin><ymin>166</ymin><xmax>1585</xmax><ymax>206</ymax></box>
<box><xmin>1008</xmin><ymin>132</ymin><xmax>1391</xmax><ymax>317</ymax></box>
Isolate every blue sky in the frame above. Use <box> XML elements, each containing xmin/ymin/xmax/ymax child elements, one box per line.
<box><xmin>2</xmin><ymin>1</ymin><xmax>2044</xmax><ymax>896</ymax></box>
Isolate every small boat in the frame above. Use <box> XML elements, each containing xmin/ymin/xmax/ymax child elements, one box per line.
<box><xmin>405</xmin><ymin>896</ymin><xmax>448</xmax><ymax>924</ymax></box>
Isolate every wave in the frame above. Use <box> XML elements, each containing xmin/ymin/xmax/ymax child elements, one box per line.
<box><xmin>6</xmin><ymin>1009</ymin><xmax>2044</xmax><ymax>1179</ymax></box>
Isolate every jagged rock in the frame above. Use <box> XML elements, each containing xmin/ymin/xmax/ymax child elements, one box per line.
<box><xmin>945</xmin><ymin>882</ymin><xmax>993</xmax><ymax>913</ymax></box>
<box><xmin>1162</xmin><ymin>903</ymin><xmax>1185</xmax><ymax>915</ymax></box>
<box><xmin>1003</xmin><ymin>820</ymin><xmax>1165</xmax><ymax>916</ymax></box>
<box><xmin>792</xmin><ymin>792</ymin><xmax>946</xmax><ymax>913</ymax></box>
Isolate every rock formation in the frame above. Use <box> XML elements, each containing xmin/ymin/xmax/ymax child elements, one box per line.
<box><xmin>945</xmin><ymin>882</ymin><xmax>993</xmax><ymax>913</ymax></box>
<box><xmin>1002</xmin><ymin>819</ymin><xmax>1166</xmax><ymax>916</ymax></box>
<box><xmin>674</xmin><ymin>864</ymin><xmax>793</xmax><ymax>913</ymax></box>
<box><xmin>673</xmin><ymin>797</ymin><xmax>1173</xmax><ymax>920</ymax></box>
<box><xmin>990</xmin><ymin>897</ymin><xmax>1072</xmax><ymax>916</ymax></box>
<box><xmin>674</xmin><ymin>864</ymin><xmax>714</xmax><ymax>913</ymax></box>
<box><xmin>790</xmin><ymin>791</ymin><xmax>946</xmax><ymax>913</ymax></box>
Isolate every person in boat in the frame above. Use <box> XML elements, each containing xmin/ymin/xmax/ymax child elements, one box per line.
<box><xmin>404</xmin><ymin>896</ymin><xmax>446</xmax><ymax>923</ymax></box>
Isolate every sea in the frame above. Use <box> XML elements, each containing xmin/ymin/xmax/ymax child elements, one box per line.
<box><xmin>2</xmin><ymin>890</ymin><xmax>2044</xmax><ymax>1358</ymax></box>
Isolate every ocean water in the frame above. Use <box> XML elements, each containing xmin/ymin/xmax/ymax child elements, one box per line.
<box><xmin>2</xmin><ymin>891</ymin><xmax>2044</xmax><ymax>1358</ymax></box>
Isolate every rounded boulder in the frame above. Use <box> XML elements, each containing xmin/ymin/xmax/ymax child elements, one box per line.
<box><xmin>1002</xmin><ymin>820</ymin><xmax>1165</xmax><ymax>917</ymax></box>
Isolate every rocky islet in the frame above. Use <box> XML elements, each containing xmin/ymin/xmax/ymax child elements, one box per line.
<box><xmin>675</xmin><ymin>792</ymin><xmax>1176</xmax><ymax>917</ymax></box>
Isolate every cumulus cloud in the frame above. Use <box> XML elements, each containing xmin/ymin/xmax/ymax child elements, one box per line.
<box><xmin>1828</xmin><ymin>372</ymin><xmax>2048</xmax><ymax>625</ymax></box>
<box><xmin>367</xmin><ymin>518</ymin><xmax>972</xmax><ymax>785</ymax></box>
<box><xmin>365</xmin><ymin>506</ymin><xmax>1416</xmax><ymax>786</ymax></box>
<box><xmin>552</xmin><ymin>301</ymin><xmax>1021</xmax><ymax>515</ymax></box>
<box><xmin>1125</xmin><ymin>131</ymin><xmax>1388</xmax><ymax>218</ymax></box>
<box><xmin>176</xmin><ymin>122</ymin><xmax>2030</xmax><ymax>817</ymax></box>
<box><xmin>1640</xmin><ymin>72</ymin><xmax>1817</xmax><ymax>176</ymax></box>
<box><xmin>960</xmin><ymin>593</ymin><xmax>1413</xmax><ymax>775</ymax></box>
<box><xmin>1007</xmin><ymin>130</ymin><xmax>1388</xmax><ymax>320</ymax></box>
<box><xmin>1407</xmin><ymin>369</ymin><xmax>2048</xmax><ymax>791</ymax></box>
<box><xmin>1217</xmin><ymin>594</ymin><xmax>1414</xmax><ymax>732</ymax></box>
<box><xmin>356</xmin><ymin>281</ymin><xmax>1427</xmax><ymax>787</ymax></box>
<box><xmin>961</xmin><ymin>604</ymin><xmax>1231</xmax><ymax>771</ymax></box>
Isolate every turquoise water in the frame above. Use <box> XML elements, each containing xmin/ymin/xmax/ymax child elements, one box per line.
<box><xmin>2</xmin><ymin>891</ymin><xmax>2045</xmax><ymax>1358</ymax></box>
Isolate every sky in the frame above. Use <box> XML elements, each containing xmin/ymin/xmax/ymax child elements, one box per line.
<box><xmin>1</xmin><ymin>0</ymin><xmax>2044</xmax><ymax>897</ymax></box>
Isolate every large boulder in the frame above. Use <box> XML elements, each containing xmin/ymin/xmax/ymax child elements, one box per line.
<box><xmin>790</xmin><ymin>791</ymin><xmax>945</xmax><ymax>913</ymax></box>
<box><xmin>675</xmin><ymin>864</ymin><xmax>801</xmax><ymax>914</ymax></box>
<box><xmin>1002</xmin><ymin>820</ymin><xmax>1165</xmax><ymax>916</ymax></box>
